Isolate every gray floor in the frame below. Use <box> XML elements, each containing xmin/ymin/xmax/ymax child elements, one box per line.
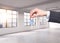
<box><xmin>0</xmin><ymin>28</ymin><xmax>60</xmax><ymax>43</ymax></box>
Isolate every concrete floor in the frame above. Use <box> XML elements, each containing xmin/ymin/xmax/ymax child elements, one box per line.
<box><xmin>0</xmin><ymin>28</ymin><xmax>60</xmax><ymax>43</ymax></box>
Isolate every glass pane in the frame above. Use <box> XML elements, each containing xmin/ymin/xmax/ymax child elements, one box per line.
<box><xmin>3</xmin><ymin>23</ymin><xmax>6</xmax><ymax>28</ymax></box>
<box><xmin>7</xmin><ymin>19</ymin><xmax>12</xmax><ymax>22</ymax></box>
<box><xmin>7</xmin><ymin>10</ymin><xmax>12</xmax><ymax>19</ymax></box>
<box><xmin>1</xmin><ymin>11</ymin><xmax>7</xmax><ymax>23</ymax></box>
<box><xmin>12</xmin><ymin>22</ymin><xmax>16</xmax><ymax>27</ymax></box>
<box><xmin>26</xmin><ymin>19</ymin><xmax>30</xmax><ymax>22</ymax></box>
<box><xmin>24</xmin><ymin>12</ymin><xmax>30</xmax><ymax>16</ymax></box>
<box><xmin>24</xmin><ymin>22</ymin><xmax>30</xmax><ymax>26</ymax></box>
<box><xmin>12</xmin><ymin>15</ymin><xmax>16</xmax><ymax>18</ymax></box>
<box><xmin>0</xmin><ymin>14</ymin><xmax>3</xmax><ymax>24</ymax></box>
<box><xmin>24</xmin><ymin>22</ymin><xmax>27</xmax><ymax>25</ymax></box>
<box><xmin>7</xmin><ymin>14</ymin><xmax>12</xmax><ymax>19</ymax></box>
<box><xmin>7</xmin><ymin>10</ymin><xmax>12</xmax><ymax>14</ymax></box>
<box><xmin>12</xmin><ymin>11</ymin><xmax>17</xmax><ymax>14</ymax></box>
<box><xmin>24</xmin><ymin>19</ymin><xmax>26</xmax><ymax>22</ymax></box>
<box><xmin>27</xmin><ymin>22</ymin><xmax>30</xmax><ymax>25</ymax></box>
<box><xmin>0</xmin><ymin>9</ymin><xmax>6</xmax><ymax>13</ymax></box>
<box><xmin>7</xmin><ymin>23</ymin><xmax>12</xmax><ymax>27</ymax></box>
<box><xmin>13</xmin><ymin>19</ymin><xmax>16</xmax><ymax>22</ymax></box>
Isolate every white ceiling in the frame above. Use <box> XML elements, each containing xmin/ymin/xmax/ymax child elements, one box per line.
<box><xmin>0</xmin><ymin>0</ymin><xmax>59</xmax><ymax>10</ymax></box>
<box><xmin>0</xmin><ymin>0</ymin><xmax>52</xmax><ymax>8</ymax></box>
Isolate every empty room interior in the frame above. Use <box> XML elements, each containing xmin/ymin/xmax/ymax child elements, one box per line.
<box><xmin>0</xmin><ymin>0</ymin><xmax>60</xmax><ymax>43</ymax></box>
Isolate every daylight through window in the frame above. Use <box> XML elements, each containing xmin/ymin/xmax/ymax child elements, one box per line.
<box><xmin>0</xmin><ymin>9</ymin><xmax>18</xmax><ymax>28</ymax></box>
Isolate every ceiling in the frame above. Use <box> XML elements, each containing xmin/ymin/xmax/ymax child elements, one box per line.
<box><xmin>0</xmin><ymin>0</ymin><xmax>59</xmax><ymax>8</ymax></box>
<box><xmin>0</xmin><ymin>0</ymin><xmax>59</xmax><ymax>10</ymax></box>
<box><xmin>0</xmin><ymin>0</ymin><xmax>48</xmax><ymax>8</ymax></box>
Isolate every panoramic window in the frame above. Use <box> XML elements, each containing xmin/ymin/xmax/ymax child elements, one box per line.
<box><xmin>0</xmin><ymin>9</ymin><xmax>18</xmax><ymax>28</ymax></box>
<box><xmin>24</xmin><ymin>12</ymin><xmax>36</xmax><ymax>26</ymax></box>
